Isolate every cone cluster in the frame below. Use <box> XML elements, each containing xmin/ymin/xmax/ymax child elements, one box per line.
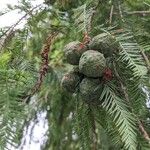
<box><xmin>61</xmin><ymin>33</ymin><xmax>117</xmax><ymax>105</ymax></box>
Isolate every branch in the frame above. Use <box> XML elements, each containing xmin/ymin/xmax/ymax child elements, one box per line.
<box><xmin>126</xmin><ymin>10</ymin><xmax>150</xmax><ymax>15</ymax></box>
<box><xmin>118</xmin><ymin>2</ymin><xmax>124</xmax><ymax>22</ymax></box>
<box><xmin>140</xmin><ymin>50</ymin><xmax>150</xmax><ymax>73</ymax></box>
<box><xmin>113</xmin><ymin>10</ymin><xmax>150</xmax><ymax>16</ymax></box>
<box><xmin>139</xmin><ymin>120</ymin><xmax>150</xmax><ymax>142</ymax></box>
<box><xmin>109</xmin><ymin>5</ymin><xmax>114</xmax><ymax>25</ymax></box>
<box><xmin>113</xmin><ymin>62</ymin><xmax>130</xmax><ymax>102</ymax></box>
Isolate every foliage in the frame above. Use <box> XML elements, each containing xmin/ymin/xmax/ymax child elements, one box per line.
<box><xmin>0</xmin><ymin>0</ymin><xmax>150</xmax><ymax>150</ymax></box>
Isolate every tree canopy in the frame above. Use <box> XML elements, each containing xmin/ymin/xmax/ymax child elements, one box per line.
<box><xmin>0</xmin><ymin>0</ymin><xmax>150</xmax><ymax>150</ymax></box>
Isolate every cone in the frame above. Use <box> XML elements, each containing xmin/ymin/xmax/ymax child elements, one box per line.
<box><xmin>79</xmin><ymin>78</ymin><xmax>103</xmax><ymax>105</ymax></box>
<box><xmin>64</xmin><ymin>41</ymin><xmax>87</xmax><ymax>65</ymax></box>
<box><xmin>79</xmin><ymin>50</ymin><xmax>106</xmax><ymax>77</ymax></box>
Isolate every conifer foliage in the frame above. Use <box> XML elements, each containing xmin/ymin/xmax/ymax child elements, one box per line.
<box><xmin>0</xmin><ymin>0</ymin><xmax>150</xmax><ymax>150</ymax></box>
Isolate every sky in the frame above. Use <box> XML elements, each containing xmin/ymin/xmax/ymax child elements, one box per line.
<box><xmin>0</xmin><ymin>0</ymin><xmax>21</xmax><ymax>28</ymax></box>
<box><xmin>0</xmin><ymin>0</ymin><xmax>43</xmax><ymax>28</ymax></box>
<box><xmin>0</xmin><ymin>1</ymin><xmax>48</xmax><ymax>150</ymax></box>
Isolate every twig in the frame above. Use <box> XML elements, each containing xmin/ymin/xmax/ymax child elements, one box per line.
<box><xmin>113</xmin><ymin>10</ymin><xmax>150</xmax><ymax>16</ymax></box>
<box><xmin>113</xmin><ymin>62</ymin><xmax>130</xmax><ymax>102</ymax></box>
<box><xmin>109</xmin><ymin>5</ymin><xmax>114</xmax><ymax>25</ymax></box>
<box><xmin>139</xmin><ymin>120</ymin><xmax>150</xmax><ymax>142</ymax></box>
<box><xmin>111</xmin><ymin>28</ymin><xmax>124</xmax><ymax>35</ymax></box>
<box><xmin>126</xmin><ymin>10</ymin><xmax>150</xmax><ymax>15</ymax></box>
<box><xmin>113</xmin><ymin>61</ymin><xmax>150</xmax><ymax>142</ymax></box>
<box><xmin>0</xmin><ymin>4</ymin><xmax>42</xmax><ymax>39</ymax></box>
<box><xmin>0</xmin><ymin>27</ymin><xmax>13</xmax><ymax>39</ymax></box>
<box><xmin>0</xmin><ymin>30</ymin><xmax>16</xmax><ymax>49</ymax></box>
<box><xmin>140</xmin><ymin>50</ymin><xmax>150</xmax><ymax>73</ymax></box>
<box><xmin>118</xmin><ymin>2</ymin><xmax>124</xmax><ymax>22</ymax></box>
<box><xmin>0</xmin><ymin>5</ymin><xmax>42</xmax><ymax>50</ymax></box>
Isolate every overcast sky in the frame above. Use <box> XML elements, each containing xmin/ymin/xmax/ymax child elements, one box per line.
<box><xmin>0</xmin><ymin>0</ymin><xmax>43</xmax><ymax>28</ymax></box>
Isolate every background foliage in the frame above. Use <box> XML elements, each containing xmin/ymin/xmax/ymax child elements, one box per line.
<box><xmin>0</xmin><ymin>0</ymin><xmax>150</xmax><ymax>150</ymax></box>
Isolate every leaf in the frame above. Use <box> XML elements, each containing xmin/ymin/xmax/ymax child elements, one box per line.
<box><xmin>101</xmin><ymin>83</ymin><xmax>137</xmax><ymax>150</ymax></box>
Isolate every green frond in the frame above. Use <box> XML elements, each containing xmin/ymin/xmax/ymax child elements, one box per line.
<box><xmin>101</xmin><ymin>83</ymin><xmax>137</xmax><ymax>150</ymax></box>
<box><xmin>0</xmin><ymin>83</ymin><xmax>25</xmax><ymax>148</ymax></box>
<box><xmin>74</xmin><ymin>99</ymin><xmax>93</xmax><ymax>150</ymax></box>
<box><xmin>92</xmin><ymin>106</ymin><xmax>123</xmax><ymax>148</ymax></box>
<box><xmin>0</xmin><ymin>0</ymin><xmax>150</xmax><ymax>149</ymax></box>
<box><xmin>112</xmin><ymin>32</ymin><xmax>148</xmax><ymax>113</ymax></box>
<box><xmin>73</xmin><ymin>4</ymin><xmax>95</xmax><ymax>33</ymax></box>
<box><xmin>0</xmin><ymin>64</ymin><xmax>36</xmax><ymax>149</ymax></box>
<box><xmin>116</xmin><ymin>33</ymin><xmax>147</xmax><ymax>77</ymax></box>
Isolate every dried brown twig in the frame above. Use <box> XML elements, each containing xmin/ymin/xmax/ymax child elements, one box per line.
<box><xmin>25</xmin><ymin>32</ymin><xmax>58</xmax><ymax>103</ymax></box>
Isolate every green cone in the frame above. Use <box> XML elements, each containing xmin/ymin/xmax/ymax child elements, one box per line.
<box><xmin>64</xmin><ymin>41</ymin><xmax>87</xmax><ymax>65</ymax></box>
<box><xmin>79</xmin><ymin>78</ymin><xmax>103</xmax><ymax>105</ymax></box>
<box><xmin>61</xmin><ymin>72</ymin><xmax>81</xmax><ymax>93</ymax></box>
<box><xmin>79</xmin><ymin>50</ymin><xmax>106</xmax><ymax>77</ymax></box>
<box><xmin>71</xmin><ymin>66</ymin><xmax>80</xmax><ymax>73</ymax></box>
<box><xmin>89</xmin><ymin>33</ymin><xmax>119</xmax><ymax>57</ymax></box>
